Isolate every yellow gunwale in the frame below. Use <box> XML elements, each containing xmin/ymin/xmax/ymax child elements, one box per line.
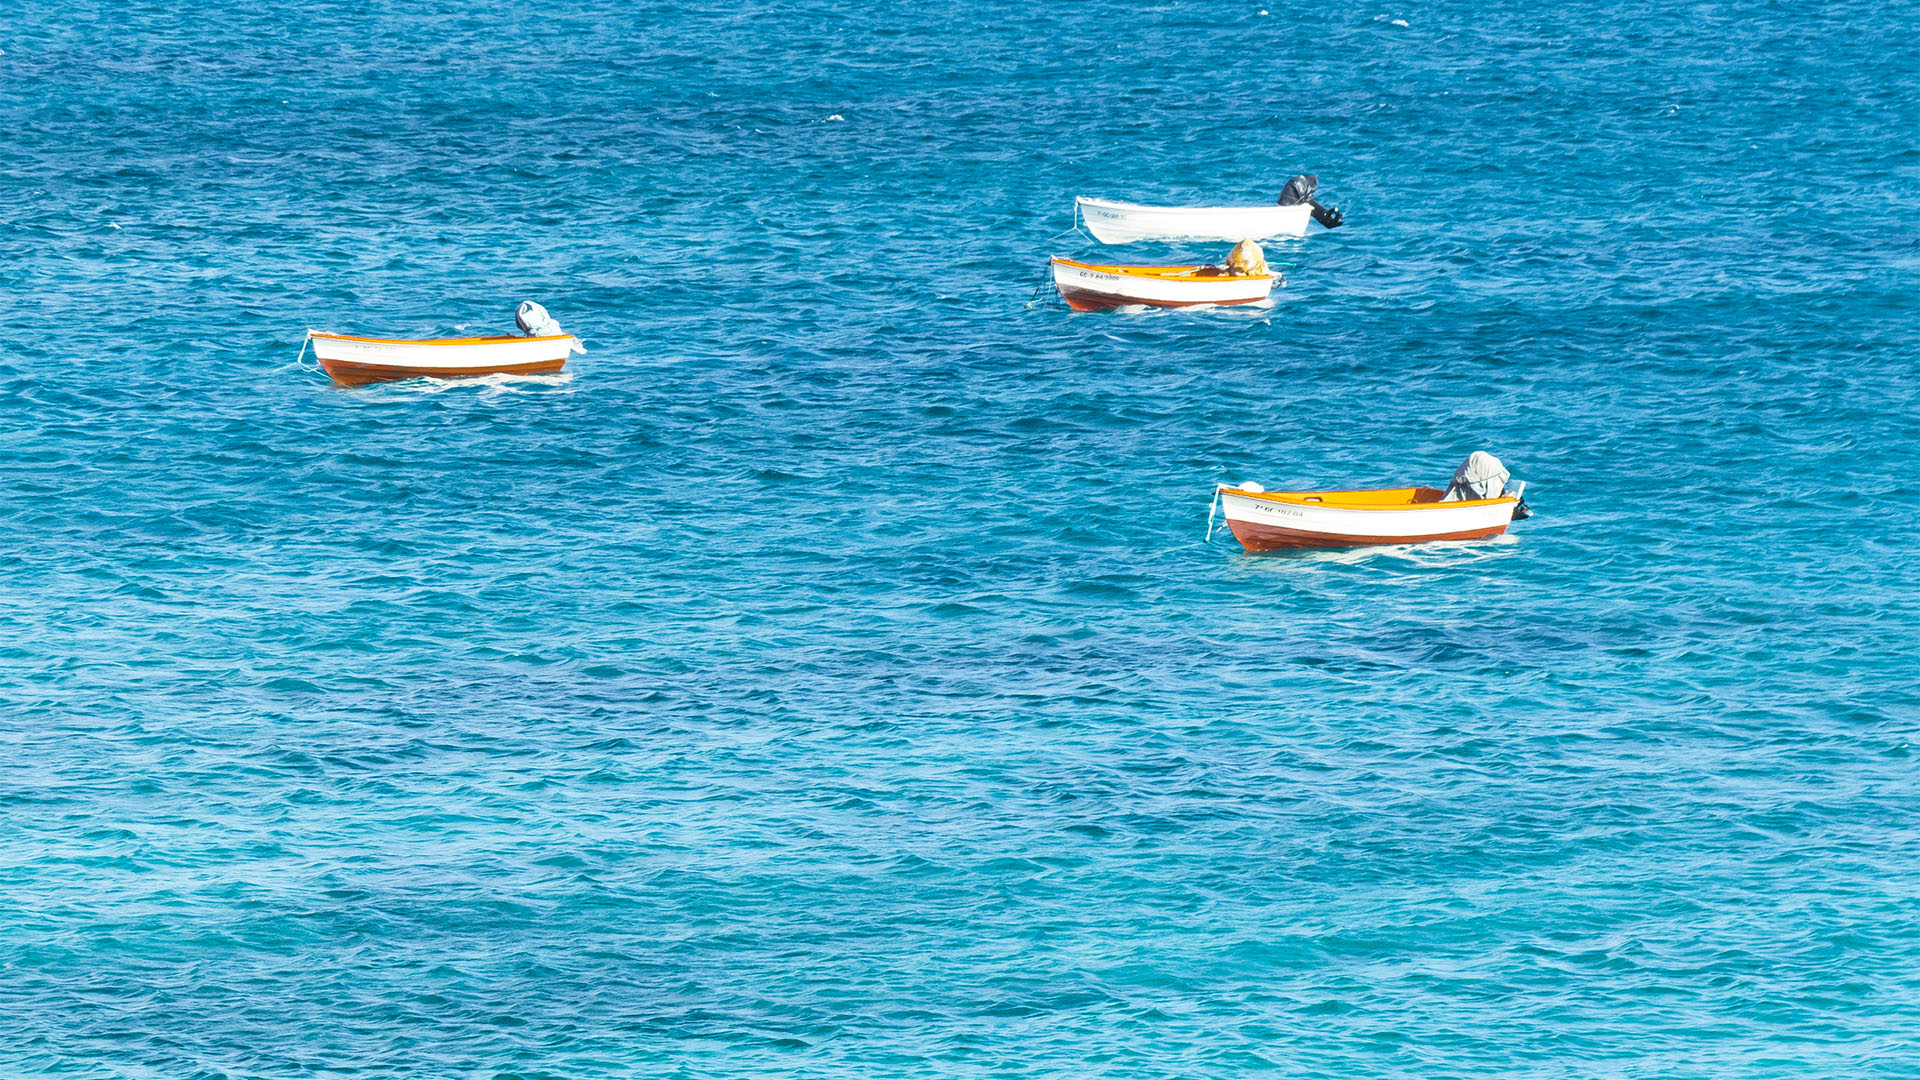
<box><xmin>308</xmin><ymin>332</ymin><xmax>575</xmax><ymax>346</ymax></box>
<box><xmin>1050</xmin><ymin>257</ymin><xmax>1273</xmax><ymax>282</ymax></box>
<box><xmin>1218</xmin><ymin>485</ymin><xmax>1517</xmax><ymax>511</ymax></box>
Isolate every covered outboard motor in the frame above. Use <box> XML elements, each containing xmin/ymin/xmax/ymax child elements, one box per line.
<box><xmin>1441</xmin><ymin>451</ymin><xmax>1511</xmax><ymax>502</ymax></box>
<box><xmin>1277</xmin><ymin>174</ymin><xmax>1317</xmax><ymax>206</ymax></box>
<box><xmin>514</xmin><ymin>301</ymin><xmax>587</xmax><ymax>354</ymax></box>
<box><xmin>1277</xmin><ymin>173</ymin><xmax>1344</xmax><ymax>229</ymax></box>
<box><xmin>1226</xmin><ymin>238</ymin><xmax>1268</xmax><ymax>276</ymax></box>
<box><xmin>516</xmin><ymin>301</ymin><xmax>563</xmax><ymax>337</ymax></box>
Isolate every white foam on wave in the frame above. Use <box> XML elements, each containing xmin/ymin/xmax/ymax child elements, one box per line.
<box><xmin>1107</xmin><ymin>298</ymin><xmax>1278</xmax><ymax>320</ymax></box>
<box><xmin>348</xmin><ymin>370</ymin><xmax>578</xmax><ymax>402</ymax></box>
<box><xmin>1234</xmin><ymin>531</ymin><xmax>1523</xmax><ymax>573</ymax></box>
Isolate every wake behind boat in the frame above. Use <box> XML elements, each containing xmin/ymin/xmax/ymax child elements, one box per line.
<box><xmin>307</xmin><ymin>302</ymin><xmax>584</xmax><ymax>386</ymax></box>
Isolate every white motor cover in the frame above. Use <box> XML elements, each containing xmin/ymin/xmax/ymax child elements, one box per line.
<box><xmin>1442</xmin><ymin>451</ymin><xmax>1511</xmax><ymax>502</ymax></box>
<box><xmin>514</xmin><ymin>301</ymin><xmax>584</xmax><ymax>353</ymax></box>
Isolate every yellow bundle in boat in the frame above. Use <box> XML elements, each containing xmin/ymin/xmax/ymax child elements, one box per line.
<box><xmin>1227</xmin><ymin>238</ymin><xmax>1267</xmax><ymax>276</ymax></box>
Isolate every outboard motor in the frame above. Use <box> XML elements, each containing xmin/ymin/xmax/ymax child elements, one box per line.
<box><xmin>515</xmin><ymin>301</ymin><xmax>564</xmax><ymax>337</ymax></box>
<box><xmin>1274</xmin><ymin>175</ymin><xmax>1320</xmax><ymax>204</ymax></box>
<box><xmin>1442</xmin><ymin>451</ymin><xmax>1511</xmax><ymax>502</ymax></box>
<box><xmin>1278</xmin><ymin>173</ymin><xmax>1345</xmax><ymax>229</ymax></box>
<box><xmin>514</xmin><ymin>301</ymin><xmax>587</xmax><ymax>354</ymax></box>
<box><xmin>1440</xmin><ymin>451</ymin><xmax>1533</xmax><ymax>519</ymax></box>
<box><xmin>1277</xmin><ymin>174</ymin><xmax>1317</xmax><ymax>206</ymax></box>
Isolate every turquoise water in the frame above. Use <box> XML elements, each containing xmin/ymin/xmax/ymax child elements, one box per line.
<box><xmin>4</xmin><ymin>2</ymin><xmax>1918</xmax><ymax>1076</ymax></box>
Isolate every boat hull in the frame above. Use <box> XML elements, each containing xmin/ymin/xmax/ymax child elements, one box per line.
<box><xmin>318</xmin><ymin>357</ymin><xmax>568</xmax><ymax>386</ymax></box>
<box><xmin>1218</xmin><ymin>487</ymin><xmax>1519</xmax><ymax>551</ymax></box>
<box><xmin>1050</xmin><ymin>258</ymin><xmax>1274</xmax><ymax>311</ymax></box>
<box><xmin>309</xmin><ymin>333</ymin><xmax>577</xmax><ymax>386</ymax></box>
<box><xmin>1077</xmin><ymin>197</ymin><xmax>1313</xmax><ymax>244</ymax></box>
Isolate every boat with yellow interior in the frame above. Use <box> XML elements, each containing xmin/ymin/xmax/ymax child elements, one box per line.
<box><xmin>1048</xmin><ymin>256</ymin><xmax>1277</xmax><ymax>311</ymax></box>
<box><xmin>1210</xmin><ymin>453</ymin><xmax>1531</xmax><ymax>551</ymax></box>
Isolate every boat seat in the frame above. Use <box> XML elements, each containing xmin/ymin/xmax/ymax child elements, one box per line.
<box><xmin>1411</xmin><ymin>486</ymin><xmax>1446</xmax><ymax>504</ymax></box>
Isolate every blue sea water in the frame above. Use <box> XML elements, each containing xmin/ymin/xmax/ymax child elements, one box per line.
<box><xmin>3</xmin><ymin>1</ymin><xmax>1918</xmax><ymax>1075</ymax></box>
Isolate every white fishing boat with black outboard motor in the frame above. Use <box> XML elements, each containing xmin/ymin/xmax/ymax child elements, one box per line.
<box><xmin>1075</xmin><ymin>175</ymin><xmax>1346</xmax><ymax>244</ymax></box>
<box><xmin>1076</xmin><ymin>197</ymin><xmax>1312</xmax><ymax>244</ymax></box>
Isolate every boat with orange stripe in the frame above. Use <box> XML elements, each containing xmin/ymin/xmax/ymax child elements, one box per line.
<box><xmin>306</xmin><ymin>302</ymin><xmax>584</xmax><ymax>387</ymax></box>
<box><xmin>1210</xmin><ymin>453</ymin><xmax>1532</xmax><ymax>551</ymax></box>
<box><xmin>1049</xmin><ymin>256</ymin><xmax>1276</xmax><ymax>311</ymax></box>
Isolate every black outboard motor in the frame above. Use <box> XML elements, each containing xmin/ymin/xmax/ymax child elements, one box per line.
<box><xmin>1278</xmin><ymin>174</ymin><xmax>1344</xmax><ymax>229</ymax></box>
<box><xmin>1277</xmin><ymin>174</ymin><xmax>1316</xmax><ymax>206</ymax></box>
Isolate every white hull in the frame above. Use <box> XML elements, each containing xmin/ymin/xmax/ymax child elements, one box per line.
<box><xmin>1218</xmin><ymin>488</ymin><xmax>1519</xmax><ymax>550</ymax></box>
<box><xmin>309</xmin><ymin>334</ymin><xmax>578</xmax><ymax>370</ymax></box>
<box><xmin>1077</xmin><ymin>197</ymin><xmax>1313</xmax><ymax>244</ymax></box>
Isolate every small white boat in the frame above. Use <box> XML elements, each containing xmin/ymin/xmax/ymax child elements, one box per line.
<box><xmin>1211</xmin><ymin>454</ymin><xmax>1530</xmax><ymax>551</ymax></box>
<box><xmin>306</xmin><ymin>302</ymin><xmax>584</xmax><ymax>387</ymax></box>
<box><xmin>1214</xmin><ymin>485</ymin><xmax>1521</xmax><ymax>551</ymax></box>
<box><xmin>1076</xmin><ymin>196</ymin><xmax>1313</xmax><ymax>244</ymax></box>
<box><xmin>307</xmin><ymin>332</ymin><xmax>581</xmax><ymax>386</ymax></box>
<box><xmin>1049</xmin><ymin>257</ymin><xmax>1276</xmax><ymax>311</ymax></box>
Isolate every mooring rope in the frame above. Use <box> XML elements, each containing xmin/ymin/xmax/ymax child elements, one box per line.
<box><xmin>1041</xmin><ymin>199</ymin><xmax>1094</xmax><ymax>244</ymax></box>
<box><xmin>1025</xmin><ymin>269</ymin><xmax>1059</xmax><ymax>309</ymax></box>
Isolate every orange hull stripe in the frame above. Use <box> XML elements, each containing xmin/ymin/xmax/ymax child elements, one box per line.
<box><xmin>310</xmin><ymin>332</ymin><xmax>573</xmax><ymax>346</ymax></box>
<box><xmin>1223</xmin><ymin>486</ymin><xmax>1515</xmax><ymax>511</ymax></box>
<box><xmin>1050</xmin><ymin>257</ymin><xmax>1270</xmax><ymax>281</ymax></box>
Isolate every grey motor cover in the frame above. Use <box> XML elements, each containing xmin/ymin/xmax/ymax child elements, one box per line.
<box><xmin>515</xmin><ymin>301</ymin><xmax>564</xmax><ymax>338</ymax></box>
<box><xmin>515</xmin><ymin>301</ymin><xmax>585</xmax><ymax>353</ymax></box>
<box><xmin>1442</xmin><ymin>451</ymin><xmax>1511</xmax><ymax>502</ymax></box>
